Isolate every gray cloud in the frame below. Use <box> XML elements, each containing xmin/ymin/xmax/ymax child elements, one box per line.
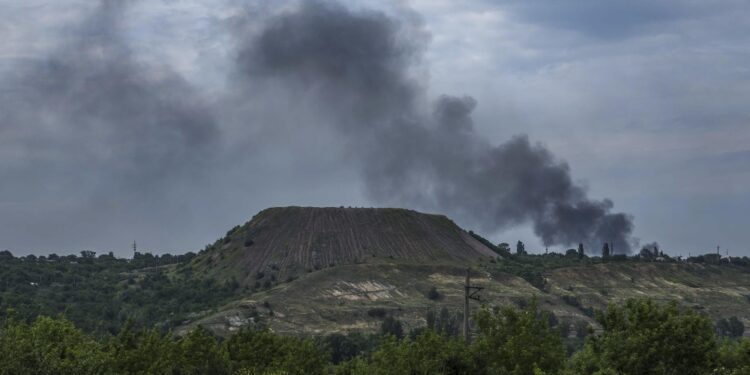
<box><xmin>489</xmin><ymin>0</ymin><xmax>733</xmax><ymax>40</ymax></box>
<box><xmin>2</xmin><ymin>1</ymin><xmax>217</xmax><ymax>180</ymax></box>
<box><xmin>235</xmin><ymin>1</ymin><xmax>634</xmax><ymax>252</ymax></box>
<box><xmin>0</xmin><ymin>1</ymin><xmax>220</xmax><ymax>252</ymax></box>
<box><xmin>9</xmin><ymin>0</ymin><xmax>748</xmax><ymax>256</ymax></box>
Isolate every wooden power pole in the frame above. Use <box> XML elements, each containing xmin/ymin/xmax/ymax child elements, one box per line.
<box><xmin>463</xmin><ymin>268</ymin><xmax>483</xmax><ymax>343</ymax></box>
<box><xmin>464</xmin><ymin>270</ymin><xmax>470</xmax><ymax>342</ymax></box>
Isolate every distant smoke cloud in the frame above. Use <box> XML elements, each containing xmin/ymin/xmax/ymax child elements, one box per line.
<box><xmin>236</xmin><ymin>1</ymin><xmax>634</xmax><ymax>252</ymax></box>
<box><xmin>0</xmin><ymin>0</ymin><xmax>636</xmax><ymax>254</ymax></box>
<box><xmin>0</xmin><ymin>1</ymin><xmax>219</xmax><ymax>250</ymax></box>
<box><xmin>1</xmin><ymin>1</ymin><xmax>217</xmax><ymax>186</ymax></box>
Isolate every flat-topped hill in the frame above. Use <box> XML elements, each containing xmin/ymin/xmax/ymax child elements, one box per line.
<box><xmin>188</xmin><ymin>207</ymin><xmax>496</xmax><ymax>285</ymax></box>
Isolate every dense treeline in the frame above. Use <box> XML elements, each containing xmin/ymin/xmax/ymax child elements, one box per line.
<box><xmin>2</xmin><ymin>298</ymin><xmax>749</xmax><ymax>374</ymax></box>
<box><xmin>0</xmin><ymin>250</ymin><xmax>240</xmax><ymax>334</ymax></box>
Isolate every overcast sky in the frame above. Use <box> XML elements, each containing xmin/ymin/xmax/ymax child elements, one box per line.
<box><xmin>1</xmin><ymin>0</ymin><xmax>748</xmax><ymax>257</ymax></box>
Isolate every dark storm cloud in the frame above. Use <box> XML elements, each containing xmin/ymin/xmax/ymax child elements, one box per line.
<box><xmin>0</xmin><ymin>0</ymin><xmax>647</xmax><ymax>254</ymax></box>
<box><xmin>2</xmin><ymin>1</ymin><xmax>217</xmax><ymax>180</ymax></box>
<box><xmin>0</xmin><ymin>1</ymin><xmax>219</xmax><ymax>251</ymax></box>
<box><xmin>235</xmin><ymin>1</ymin><xmax>634</xmax><ymax>252</ymax></box>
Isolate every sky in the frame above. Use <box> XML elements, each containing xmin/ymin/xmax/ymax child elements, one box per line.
<box><xmin>1</xmin><ymin>0</ymin><xmax>748</xmax><ymax>257</ymax></box>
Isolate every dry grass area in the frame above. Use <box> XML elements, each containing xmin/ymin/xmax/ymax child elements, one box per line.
<box><xmin>182</xmin><ymin>260</ymin><xmax>750</xmax><ymax>337</ymax></box>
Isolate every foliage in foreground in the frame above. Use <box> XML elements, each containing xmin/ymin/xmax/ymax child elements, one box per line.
<box><xmin>1</xmin><ymin>298</ymin><xmax>750</xmax><ymax>374</ymax></box>
<box><xmin>569</xmin><ymin>299</ymin><xmax>719</xmax><ymax>375</ymax></box>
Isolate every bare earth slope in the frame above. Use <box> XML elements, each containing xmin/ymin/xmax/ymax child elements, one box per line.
<box><xmin>189</xmin><ymin>207</ymin><xmax>496</xmax><ymax>286</ymax></box>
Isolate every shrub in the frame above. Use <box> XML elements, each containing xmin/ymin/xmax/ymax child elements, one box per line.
<box><xmin>426</xmin><ymin>286</ymin><xmax>441</xmax><ymax>301</ymax></box>
<box><xmin>367</xmin><ymin>308</ymin><xmax>387</xmax><ymax>319</ymax></box>
<box><xmin>380</xmin><ymin>316</ymin><xmax>404</xmax><ymax>339</ymax></box>
<box><xmin>717</xmin><ymin>316</ymin><xmax>745</xmax><ymax>338</ymax></box>
<box><xmin>225</xmin><ymin>328</ymin><xmax>327</xmax><ymax>375</ymax></box>
<box><xmin>354</xmin><ymin>331</ymin><xmax>473</xmax><ymax>374</ymax></box>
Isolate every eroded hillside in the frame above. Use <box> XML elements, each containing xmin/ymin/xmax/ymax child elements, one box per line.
<box><xmin>172</xmin><ymin>207</ymin><xmax>750</xmax><ymax>338</ymax></box>
<box><xmin>184</xmin><ymin>207</ymin><xmax>496</xmax><ymax>286</ymax></box>
<box><xmin>181</xmin><ymin>258</ymin><xmax>750</xmax><ymax>338</ymax></box>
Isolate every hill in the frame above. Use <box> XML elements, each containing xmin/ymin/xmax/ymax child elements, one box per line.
<box><xmin>175</xmin><ymin>208</ymin><xmax>750</xmax><ymax>338</ymax></box>
<box><xmin>185</xmin><ymin>207</ymin><xmax>497</xmax><ymax>286</ymax></box>
<box><xmin>2</xmin><ymin>206</ymin><xmax>750</xmax><ymax>341</ymax></box>
<box><xmin>183</xmin><ymin>256</ymin><xmax>750</xmax><ymax>338</ymax></box>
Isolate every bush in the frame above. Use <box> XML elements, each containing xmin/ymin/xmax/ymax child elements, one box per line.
<box><xmin>425</xmin><ymin>307</ymin><xmax>462</xmax><ymax>337</ymax></box>
<box><xmin>575</xmin><ymin>320</ymin><xmax>590</xmax><ymax>339</ymax></box>
<box><xmin>717</xmin><ymin>316</ymin><xmax>745</xmax><ymax>338</ymax></box>
<box><xmin>0</xmin><ymin>316</ymin><xmax>107</xmax><ymax>374</ymax></box>
<box><xmin>226</xmin><ymin>328</ymin><xmax>327</xmax><ymax>375</ymax></box>
<box><xmin>717</xmin><ymin>338</ymin><xmax>750</xmax><ymax>373</ymax></box>
<box><xmin>561</xmin><ymin>295</ymin><xmax>581</xmax><ymax>308</ymax></box>
<box><xmin>351</xmin><ymin>331</ymin><xmax>473</xmax><ymax>374</ymax></box>
<box><xmin>367</xmin><ymin>308</ymin><xmax>387</xmax><ymax>319</ymax></box>
<box><xmin>380</xmin><ymin>316</ymin><xmax>404</xmax><ymax>339</ymax></box>
<box><xmin>426</xmin><ymin>286</ymin><xmax>441</xmax><ymax>301</ymax></box>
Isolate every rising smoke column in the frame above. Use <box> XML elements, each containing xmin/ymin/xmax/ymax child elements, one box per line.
<box><xmin>234</xmin><ymin>1</ymin><xmax>634</xmax><ymax>253</ymax></box>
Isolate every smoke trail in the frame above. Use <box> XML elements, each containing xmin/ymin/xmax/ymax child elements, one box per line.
<box><xmin>234</xmin><ymin>1</ymin><xmax>634</xmax><ymax>252</ymax></box>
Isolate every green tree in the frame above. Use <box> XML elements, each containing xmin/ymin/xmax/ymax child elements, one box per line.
<box><xmin>380</xmin><ymin>316</ymin><xmax>404</xmax><ymax>340</ymax></box>
<box><xmin>342</xmin><ymin>330</ymin><xmax>472</xmax><ymax>375</ymax></box>
<box><xmin>426</xmin><ymin>286</ymin><xmax>441</xmax><ymax>301</ymax></box>
<box><xmin>717</xmin><ymin>317</ymin><xmax>745</xmax><ymax>338</ymax></box>
<box><xmin>320</xmin><ymin>332</ymin><xmax>377</xmax><ymax>364</ymax></box>
<box><xmin>104</xmin><ymin>320</ymin><xmax>178</xmax><ymax>374</ymax></box>
<box><xmin>0</xmin><ymin>315</ymin><xmax>106</xmax><ymax>374</ymax></box>
<box><xmin>472</xmin><ymin>299</ymin><xmax>566</xmax><ymax>374</ymax></box>
<box><xmin>498</xmin><ymin>243</ymin><xmax>512</xmax><ymax>256</ymax></box>
<box><xmin>225</xmin><ymin>328</ymin><xmax>327</xmax><ymax>375</ymax></box>
<box><xmin>517</xmin><ymin>241</ymin><xmax>526</xmax><ymax>255</ymax></box>
<box><xmin>569</xmin><ymin>298</ymin><xmax>718</xmax><ymax>375</ymax></box>
<box><xmin>601</xmin><ymin>243</ymin><xmax>611</xmax><ymax>259</ymax></box>
<box><xmin>717</xmin><ymin>338</ymin><xmax>750</xmax><ymax>374</ymax></box>
<box><xmin>173</xmin><ymin>326</ymin><xmax>229</xmax><ymax>375</ymax></box>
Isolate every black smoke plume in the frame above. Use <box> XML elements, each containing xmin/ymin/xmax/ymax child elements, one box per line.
<box><xmin>0</xmin><ymin>0</ymin><xmax>635</xmax><ymax>254</ymax></box>
<box><xmin>235</xmin><ymin>1</ymin><xmax>634</xmax><ymax>253</ymax></box>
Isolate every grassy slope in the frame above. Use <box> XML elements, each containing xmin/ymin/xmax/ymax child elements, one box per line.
<box><xmin>182</xmin><ymin>258</ymin><xmax>750</xmax><ymax>337</ymax></box>
<box><xmin>545</xmin><ymin>262</ymin><xmax>750</xmax><ymax>319</ymax></box>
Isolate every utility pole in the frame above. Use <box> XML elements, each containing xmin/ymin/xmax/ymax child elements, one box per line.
<box><xmin>464</xmin><ymin>270</ymin><xmax>469</xmax><ymax>342</ymax></box>
<box><xmin>463</xmin><ymin>268</ymin><xmax>483</xmax><ymax>343</ymax></box>
<box><xmin>133</xmin><ymin>241</ymin><xmax>137</xmax><ymax>258</ymax></box>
